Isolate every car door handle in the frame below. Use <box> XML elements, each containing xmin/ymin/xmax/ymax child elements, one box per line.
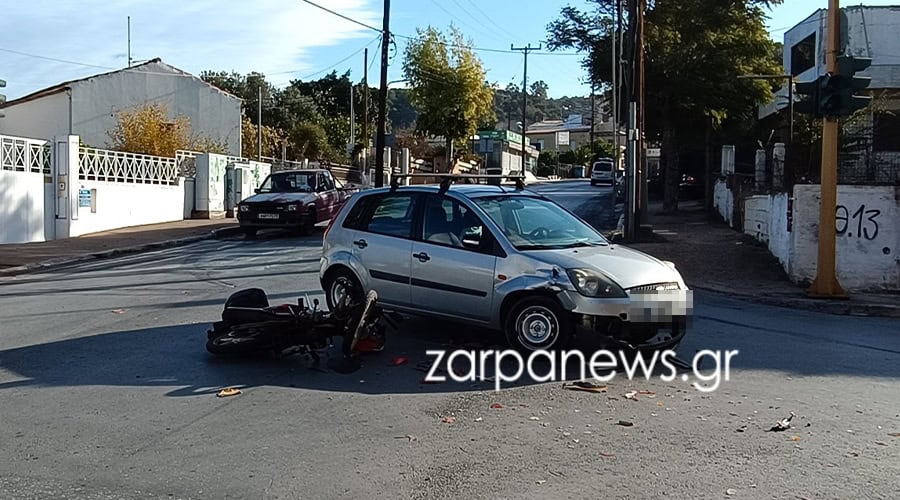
<box><xmin>353</xmin><ymin>239</ymin><xmax>368</xmax><ymax>248</ymax></box>
<box><xmin>412</xmin><ymin>252</ymin><xmax>430</xmax><ymax>262</ymax></box>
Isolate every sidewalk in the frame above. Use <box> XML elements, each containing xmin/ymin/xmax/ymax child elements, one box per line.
<box><xmin>628</xmin><ymin>200</ymin><xmax>899</xmax><ymax>319</ymax></box>
<box><xmin>0</xmin><ymin>218</ymin><xmax>242</xmax><ymax>276</ymax></box>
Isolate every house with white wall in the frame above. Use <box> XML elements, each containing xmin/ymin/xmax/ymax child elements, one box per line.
<box><xmin>0</xmin><ymin>58</ymin><xmax>242</xmax><ymax>156</ymax></box>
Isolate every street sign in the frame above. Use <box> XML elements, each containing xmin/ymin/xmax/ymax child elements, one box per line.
<box><xmin>556</xmin><ymin>130</ymin><xmax>570</xmax><ymax>147</ymax></box>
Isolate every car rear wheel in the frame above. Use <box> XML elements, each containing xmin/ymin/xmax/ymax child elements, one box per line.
<box><xmin>504</xmin><ymin>296</ymin><xmax>573</xmax><ymax>353</ymax></box>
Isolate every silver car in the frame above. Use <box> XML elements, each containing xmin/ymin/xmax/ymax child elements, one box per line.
<box><xmin>319</xmin><ymin>180</ymin><xmax>691</xmax><ymax>352</ymax></box>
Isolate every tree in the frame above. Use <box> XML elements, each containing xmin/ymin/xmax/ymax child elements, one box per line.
<box><xmin>241</xmin><ymin>116</ymin><xmax>287</xmax><ymax>159</ymax></box>
<box><xmin>546</xmin><ymin>0</ymin><xmax>783</xmax><ymax>212</ymax></box>
<box><xmin>402</xmin><ymin>25</ymin><xmax>496</xmax><ymax>167</ymax></box>
<box><xmin>108</xmin><ymin>102</ymin><xmax>226</xmax><ymax>157</ymax></box>
<box><xmin>289</xmin><ymin>122</ymin><xmax>331</xmax><ymax>161</ymax></box>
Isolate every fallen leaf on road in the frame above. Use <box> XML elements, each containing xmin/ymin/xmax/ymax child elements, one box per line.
<box><xmin>490</xmin><ymin>403</ymin><xmax>504</xmax><ymax>409</ymax></box>
<box><xmin>216</xmin><ymin>387</ymin><xmax>241</xmax><ymax>397</ymax></box>
<box><xmin>111</xmin><ymin>309</ymin><xmax>127</xmax><ymax>314</ymax></box>
<box><xmin>790</xmin><ymin>436</ymin><xmax>801</xmax><ymax>442</ymax></box>
<box><xmin>564</xmin><ymin>381</ymin><xmax>607</xmax><ymax>393</ymax></box>
<box><xmin>875</xmin><ymin>441</ymin><xmax>888</xmax><ymax>446</ymax></box>
<box><xmin>390</xmin><ymin>356</ymin><xmax>408</xmax><ymax>366</ymax></box>
<box><xmin>441</xmin><ymin>416</ymin><xmax>456</xmax><ymax>424</ymax></box>
<box><xmin>617</xmin><ymin>420</ymin><xmax>634</xmax><ymax>427</ymax></box>
<box><xmin>599</xmin><ymin>451</ymin><xmax>615</xmax><ymax>457</ymax></box>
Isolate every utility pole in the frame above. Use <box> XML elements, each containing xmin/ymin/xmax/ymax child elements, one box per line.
<box><xmin>127</xmin><ymin>16</ymin><xmax>132</xmax><ymax>67</ymax></box>
<box><xmin>511</xmin><ymin>43</ymin><xmax>539</xmax><ymax>174</ymax></box>
<box><xmin>374</xmin><ymin>0</ymin><xmax>391</xmax><ymax>187</ymax></box>
<box><xmin>257</xmin><ymin>84</ymin><xmax>262</xmax><ymax>161</ymax></box>
<box><xmin>808</xmin><ymin>0</ymin><xmax>847</xmax><ymax>298</ymax></box>
<box><xmin>636</xmin><ymin>0</ymin><xmax>647</xmax><ymax>226</ymax></box>
<box><xmin>610</xmin><ymin>1</ymin><xmax>616</xmax><ymax>169</ymax></box>
<box><xmin>363</xmin><ymin>48</ymin><xmax>369</xmax><ymax>173</ymax></box>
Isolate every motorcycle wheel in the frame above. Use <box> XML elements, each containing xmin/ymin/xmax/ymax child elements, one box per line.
<box><xmin>206</xmin><ymin>325</ymin><xmax>274</xmax><ymax>356</ymax></box>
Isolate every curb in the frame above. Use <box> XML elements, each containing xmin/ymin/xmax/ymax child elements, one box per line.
<box><xmin>0</xmin><ymin>226</ymin><xmax>244</xmax><ymax>277</ymax></box>
<box><xmin>691</xmin><ymin>284</ymin><xmax>900</xmax><ymax>319</ymax></box>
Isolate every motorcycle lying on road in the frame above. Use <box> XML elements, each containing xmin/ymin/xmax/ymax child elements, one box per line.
<box><xmin>205</xmin><ymin>286</ymin><xmax>398</xmax><ymax>370</ymax></box>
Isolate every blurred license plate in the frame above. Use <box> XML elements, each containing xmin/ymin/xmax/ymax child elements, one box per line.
<box><xmin>258</xmin><ymin>213</ymin><xmax>279</xmax><ymax>219</ymax></box>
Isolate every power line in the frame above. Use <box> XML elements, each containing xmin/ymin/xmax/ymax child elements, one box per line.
<box><xmin>0</xmin><ymin>47</ymin><xmax>114</xmax><ymax>70</ymax></box>
<box><xmin>271</xmin><ymin>34</ymin><xmax>382</xmax><ymax>80</ymax></box>
<box><xmin>297</xmin><ymin>0</ymin><xmax>381</xmax><ymax>33</ymax></box>
<box><xmin>461</xmin><ymin>0</ymin><xmax>519</xmax><ymax>40</ymax></box>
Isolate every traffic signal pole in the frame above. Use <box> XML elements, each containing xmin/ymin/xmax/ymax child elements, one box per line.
<box><xmin>808</xmin><ymin>0</ymin><xmax>847</xmax><ymax>299</ymax></box>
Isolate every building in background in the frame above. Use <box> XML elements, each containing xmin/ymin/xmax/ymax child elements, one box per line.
<box><xmin>759</xmin><ymin>5</ymin><xmax>900</xmax><ymax>184</ymax></box>
<box><xmin>473</xmin><ymin>129</ymin><xmax>539</xmax><ymax>175</ymax></box>
<box><xmin>0</xmin><ymin>58</ymin><xmax>242</xmax><ymax>156</ymax></box>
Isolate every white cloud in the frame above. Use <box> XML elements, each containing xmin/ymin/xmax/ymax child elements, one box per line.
<box><xmin>0</xmin><ymin>0</ymin><xmax>379</xmax><ymax>100</ymax></box>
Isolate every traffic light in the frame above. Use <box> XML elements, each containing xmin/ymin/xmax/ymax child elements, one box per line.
<box><xmin>836</xmin><ymin>55</ymin><xmax>872</xmax><ymax>116</ymax></box>
<box><xmin>794</xmin><ymin>76</ymin><xmax>823</xmax><ymax>117</ymax></box>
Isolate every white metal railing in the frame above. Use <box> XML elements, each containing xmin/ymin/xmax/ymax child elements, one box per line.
<box><xmin>0</xmin><ymin>135</ymin><xmax>51</xmax><ymax>174</ymax></box>
<box><xmin>79</xmin><ymin>147</ymin><xmax>178</xmax><ymax>185</ymax></box>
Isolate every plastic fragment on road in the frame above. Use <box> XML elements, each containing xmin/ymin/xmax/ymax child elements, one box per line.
<box><xmin>768</xmin><ymin>411</ymin><xmax>795</xmax><ymax>432</ymax></box>
<box><xmin>390</xmin><ymin>356</ymin><xmax>408</xmax><ymax>366</ymax></box>
<box><xmin>625</xmin><ymin>391</ymin><xmax>638</xmax><ymax>400</ymax></box>
<box><xmin>490</xmin><ymin>403</ymin><xmax>504</xmax><ymax>409</ymax></box>
<box><xmin>216</xmin><ymin>387</ymin><xmax>241</xmax><ymax>397</ymax></box>
<box><xmin>563</xmin><ymin>381</ymin><xmax>607</xmax><ymax>393</ymax></box>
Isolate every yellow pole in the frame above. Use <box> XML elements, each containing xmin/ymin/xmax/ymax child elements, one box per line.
<box><xmin>808</xmin><ymin>0</ymin><xmax>847</xmax><ymax>298</ymax></box>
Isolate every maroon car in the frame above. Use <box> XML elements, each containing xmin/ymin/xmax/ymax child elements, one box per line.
<box><xmin>236</xmin><ymin>169</ymin><xmax>360</xmax><ymax>238</ymax></box>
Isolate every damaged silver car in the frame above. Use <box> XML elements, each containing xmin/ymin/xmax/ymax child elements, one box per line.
<box><xmin>319</xmin><ymin>175</ymin><xmax>692</xmax><ymax>353</ymax></box>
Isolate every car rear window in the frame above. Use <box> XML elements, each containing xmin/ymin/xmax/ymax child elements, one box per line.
<box><xmin>593</xmin><ymin>163</ymin><xmax>613</xmax><ymax>172</ymax></box>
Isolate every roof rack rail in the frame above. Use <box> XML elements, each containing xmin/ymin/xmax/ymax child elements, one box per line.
<box><xmin>389</xmin><ymin>173</ymin><xmax>526</xmax><ymax>193</ymax></box>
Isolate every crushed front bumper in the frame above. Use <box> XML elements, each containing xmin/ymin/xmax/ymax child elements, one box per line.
<box><xmin>557</xmin><ymin>288</ymin><xmax>693</xmax><ymax>350</ymax></box>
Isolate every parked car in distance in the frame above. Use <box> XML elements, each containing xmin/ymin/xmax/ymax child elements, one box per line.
<box><xmin>236</xmin><ymin>169</ymin><xmax>360</xmax><ymax>238</ymax></box>
<box><xmin>590</xmin><ymin>158</ymin><xmax>615</xmax><ymax>186</ymax></box>
<box><xmin>319</xmin><ymin>179</ymin><xmax>691</xmax><ymax>353</ymax></box>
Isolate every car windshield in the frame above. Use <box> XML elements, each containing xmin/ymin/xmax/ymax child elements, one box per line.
<box><xmin>258</xmin><ymin>172</ymin><xmax>314</xmax><ymax>193</ymax></box>
<box><xmin>473</xmin><ymin>195</ymin><xmax>608</xmax><ymax>250</ymax></box>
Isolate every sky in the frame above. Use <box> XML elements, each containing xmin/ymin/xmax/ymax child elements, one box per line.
<box><xmin>1</xmin><ymin>0</ymin><xmax>899</xmax><ymax>102</ymax></box>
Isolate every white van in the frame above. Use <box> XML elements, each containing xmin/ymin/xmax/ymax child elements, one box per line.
<box><xmin>590</xmin><ymin>159</ymin><xmax>615</xmax><ymax>186</ymax></box>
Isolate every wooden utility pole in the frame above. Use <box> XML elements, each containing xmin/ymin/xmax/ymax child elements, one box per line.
<box><xmin>636</xmin><ymin>0</ymin><xmax>647</xmax><ymax>225</ymax></box>
<box><xmin>374</xmin><ymin>0</ymin><xmax>390</xmax><ymax>187</ymax></box>
<box><xmin>512</xmin><ymin>43</ymin><xmax>539</xmax><ymax>174</ymax></box>
<box><xmin>808</xmin><ymin>0</ymin><xmax>847</xmax><ymax>298</ymax></box>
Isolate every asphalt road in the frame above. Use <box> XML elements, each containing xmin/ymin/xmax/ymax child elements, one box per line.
<box><xmin>1</xmin><ymin>185</ymin><xmax>898</xmax><ymax>500</ymax></box>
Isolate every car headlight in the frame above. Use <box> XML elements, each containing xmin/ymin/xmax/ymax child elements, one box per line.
<box><xmin>287</xmin><ymin>203</ymin><xmax>299</xmax><ymax>211</ymax></box>
<box><xmin>566</xmin><ymin>269</ymin><xmax>627</xmax><ymax>298</ymax></box>
<box><xmin>239</xmin><ymin>204</ymin><xmax>249</xmax><ymax>212</ymax></box>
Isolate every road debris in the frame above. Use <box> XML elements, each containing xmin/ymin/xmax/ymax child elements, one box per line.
<box><xmin>394</xmin><ymin>435</ymin><xmax>417</xmax><ymax>442</ymax></box>
<box><xmin>216</xmin><ymin>387</ymin><xmax>241</xmax><ymax>397</ymax></box>
<box><xmin>536</xmin><ymin>480</ymin><xmax>546</xmax><ymax>485</ymax></box>
<box><xmin>874</xmin><ymin>441</ymin><xmax>888</xmax><ymax>446</ymax></box>
<box><xmin>529</xmin><ymin>416</ymin><xmax>541</xmax><ymax>421</ymax></box>
<box><xmin>563</xmin><ymin>381</ymin><xmax>607</xmax><ymax>393</ymax></box>
<box><xmin>599</xmin><ymin>451</ymin><xmax>615</xmax><ymax>457</ymax></box>
<box><xmin>111</xmin><ymin>309</ymin><xmax>127</xmax><ymax>314</ymax></box>
<box><xmin>390</xmin><ymin>356</ymin><xmax>408</xmax><ymax>366</ymax></box>
<box><xmin>441</xmin><ymin>416</ymin><xmax>457</xmax><ymax>424</ymax></box>
<box><xmin>767</xmin><ymin>412</ymin><xmax>795</xmax><ymax>432</ymax></box>
<box><xmin>638</xmin><ymin>390</ymin><xmax>656</xmax><ymax>397</ymax></box>
<box><xmin>616</xmin><ymin>420</ymin><xmax>634</xmax><ymax>427</ymax></box>
<box><xmin>490</xmin><ymin>403</ymin><xmax>504</xmax><ymax>409</ymax></box>
<box><xmin>725</xmin><ymin>488</ymin><xmax>737</xmax><ymax>495</ymax></box>
<box><xmin>474</xmin><ymin>417</ymin><xmax>483</xmax><ymax>422</ymax></box>
<box><xmin>625</xmin><ymin>391</ymin><xmax>638</xmax><ymax>400</ymax></box>
<box><xmin>888</xmin><ymin>433</ymin><xmax>900</xmax><ymax>437</ymax></box>
<box><xmin>790</xmin><ymin>436</ymin><xmax>801</xmax><ymax>442</ymax></box>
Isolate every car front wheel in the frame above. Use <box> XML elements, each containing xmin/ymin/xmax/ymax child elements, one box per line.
<box><xmin>504</xmin><ymin>295</ymin><xmax>573</xmax><ymax>353</ymax></box>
